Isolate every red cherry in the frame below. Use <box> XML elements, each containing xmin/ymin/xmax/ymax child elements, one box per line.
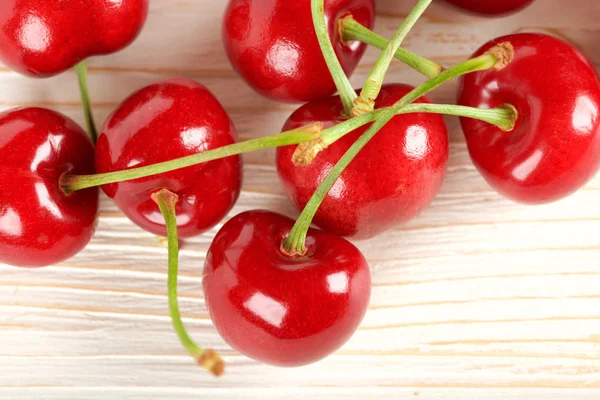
<box><xmin>0</xmin><ymin>108</ymin><xmax>98</xmax><ymax>268</ymax></box>
<box><xmin>442</xmin><ymin>0</ymin><xmax>534</xmax><ymax>15</ymax></box>
<box><xmin>0</xmin><ymin>0</ymin><xmax>149</xmax><ymax>77</ymax></box>
<box><xmin>277</xmin><ymin>84</ymin><xmax>449</xmax><ymax>239</ymax></box>
<box><xmin>203</xmin><ymin>210</ymin><xmax>371</xmax><ymax>367</ymax></box>
<box><xmin>458</xmin><ymin>33</ymin><xmax>600</xmax><ymax>204</ymax></box>
<box><xmin>95</xmin><ymin>78</ymin><xmax>242</xmax><ymax>238</ymax></box>
<box><xmin>223</xmin><ymin>0</ymin><xmax>375</xmax><ymax>103</ymax></box>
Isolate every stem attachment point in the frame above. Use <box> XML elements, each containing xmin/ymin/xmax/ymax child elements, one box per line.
<box><xmin>292</xmin><ymin>137</ymin><xmax>329</xmax><ymax>166</ymax></box>
<box><xmin>487</xmin><ymin>42</ymin><xmax>514</xmax><ymax>70</ymax></box>
<box><xmin>497</xmin><ymin>103</ymin><xmax>519</xmax><ymax>131</ymax></box>
<box><xmin>279</xmin><ymin>240</ymin><xmax>307</xmax><ymax>259</ymax></box>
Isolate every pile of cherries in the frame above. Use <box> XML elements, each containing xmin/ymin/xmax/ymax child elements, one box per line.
<box><xmin>1</xmin><ymin>0</ymin><xmax>599</xmax><ymax>375</ymax></box>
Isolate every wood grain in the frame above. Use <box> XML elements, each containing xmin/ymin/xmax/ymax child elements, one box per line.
<box><xmin>1</xmin><ymin>0</ymin><xmax>600</xmax><ymax>399</ymax></box>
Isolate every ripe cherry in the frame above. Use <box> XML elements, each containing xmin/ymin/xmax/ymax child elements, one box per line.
<box><xmin>203</xmin><ymin>210</ymin><xmax>371</xmax><ymax>367</ymax></box>
<box><xmin>95</xmin><ymin>78</ymin><xmax>242</xmax><ymax>238</ymax></box>
<box><xmin>458</xmin><ymin>33</ymin><xmax>600</xmax><ymax>204</ymax></box>
<box><xmin>223</xmin><ymin>0</ymin><xmax>375</xmax><ymax>103</ymax></box>
<box><xmin>0</xmin><ymin>107</ymin><xmax>98</xmax><ymax>268</ymax></box>
<box><xmin>0</xmin><ymin>0</ymin><xmax>149</xmax><ymax>77</ymax></box>
<box><xmin>442</xmin><ymin>0</ymin><xmax>534</xmax><ymax>15</ymax></box>
<box><xmin>277</xmin><ymin>84</ymin><xmax>449</xmax><ymax>239</ymax></box>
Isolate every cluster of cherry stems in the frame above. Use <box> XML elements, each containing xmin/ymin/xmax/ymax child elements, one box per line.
<box><xmin>1</xmin><ymin>0</ymin><xmax>599</xmax><ymax>376</ymax></box>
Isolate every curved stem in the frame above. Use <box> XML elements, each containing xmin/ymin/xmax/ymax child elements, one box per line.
<box><xmin>283</xmin><ymin>44</ymin><xmax>514</xmax><ymax>254</ymax></box>
<box><xmin>153</xmin><ymin>189</ymin><xmax>224</xmax><ymax>376</ymax></box>
<box><xmin>60</xmin><ymin>122</ymin><xmax>323</xmax><ymax>194</ymax></box>
<box><xmin>312</xmin><ymin>0</ymin><xmax>357</xmax><ymax>115</ymax></box>
<box><xmin>339</xmin><ymin>15</ymin><xmax>443</xmax><ymax>79</ymax></box>
<box><xmin>74</xmin><ymin>61</ymin><xmax>98</xmax><ymax>143</ymax></box>
<box><xmin>352</xmin><ymin>0</ymin><xmax>433</xmax><ymax>116</ymax></box>
<box><xmin>323</xmin><ymin>103</ymin><xmax>516</xmax><ymax>146</ymax></box>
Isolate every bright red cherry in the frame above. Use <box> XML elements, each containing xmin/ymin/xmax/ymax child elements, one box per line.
<box><xmin>223</xmin><ymin>0</ymin><xmax>375</xmax><ymax>103</ymax></box>
<box><xmin>0</xmin><ymin>0</ymin><xmax>149</xmax><ymax>77</ymax></box>
<box><xmin>203</xmin><ymin>210</ymin><xmax>371</xmax><ymax>367</ymax></box>
<box><xmin>95</xmin><ymin>78</ymin><xmax>242</xmax><ymax>238</ymax></box>
<box><xmin>442</xmin><ymin>0</ymin><xmax>534</xmax><ymax>15</ymax></box>
<box><xmin>0</xmin><ymin>107</ymin><xmax>98</xmax><ymax>268</ymax></box>
<box><xmin>277</xmin><ymin>84</ymin><xmax>449</xmax><ymax>239</ymax></box>
<box><xmin>458</xmin><ymin>33</ymin><xmax>600</xmax><ymax>204</ymax></box>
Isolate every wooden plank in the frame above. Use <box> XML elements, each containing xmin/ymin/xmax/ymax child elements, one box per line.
<box><xmin>1</xmin><ymin>0</ymin><xmax>600</xmax><ymax>398</ymax></box>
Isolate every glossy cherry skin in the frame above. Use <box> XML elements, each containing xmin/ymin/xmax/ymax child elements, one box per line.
<box><xmin>277</xmin><ymin>84</ymin><xmax>449</xmax><ymax>239</ymax></box>
<box><xmin>223</xmin><ymin>0</ymin><xmax>375</xmax><ymax>103</ymax></box>
<box><xmin>0</xmin><ymin>0</ymin><xmax>149</xmax><ymax>77</ymax></box>
<box><xmin>458</xmin><ymin>33</ymin><xmax>600</xmax><ymax>204</ymax></box>
<box><xmin>203</xmin><ymin>210</ymin><xmax>371</xmax><ymax>367</ymax></box>
<box><xmin>0</xmin><ymin>107</ymin><xmax>98</xmax><ymax>268</ymax></box>
<box><xmin>442</xmin><ymin>0</ymin><xmax>534</xmax><ymax>15</ymax></box>
<box><xmin>95</xmin><ymin>78</ymin><xmax>242</xmax><ymax>238</ymax></box>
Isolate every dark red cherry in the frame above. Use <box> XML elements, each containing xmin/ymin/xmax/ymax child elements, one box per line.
<box><xmin>223</xmin><ymin>0</ymin><xmax>375</xmax><ymax>103</ymax></box>
<box><xmin>0</xmin><ymin>107</ymin><xmax>98</xmax><ymax>268</ymax></box>
<box><xmin>458</xmin><ymin>33</ymin><xmax>600</xmax><ymax>204</ymax></box>
<box><xmin>203</xmin><ymin>210</ymin><xmax>371</xmax><ymax>367</ymax></box>
<box><xmin>277</xmin><ymin>84</ymin><xmax>449</xmax><ymax>239</ymax></box>
<box><xmin>0</xmin><ymin>0</ymin><xmax>149</xmax><ymax>77</ymax></box>
<box><xmin>442</xmin><ymin>0</ymin><xmax>534</xmax><ymax>15</ymax></box>
<box><xmin>95</xmin><ymin>78</ymin><xmax>242</xmax><ymax>238</ymax></box>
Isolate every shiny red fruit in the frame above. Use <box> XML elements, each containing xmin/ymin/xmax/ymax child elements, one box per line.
<box><xmin>442</xmin><ymin>0</ymin><xmax>534</xmax><ymax>15</ymax></box>
<box><xmin>0</xmin><ymin>107</ymin><xmax>98</xmax><ymax>268</ymax></box>
<box><xmin>0</xmin><ymin>0</ymin><xmax>149</xmax><ymax>77</ymax></box>
<box><xmin>95</xmin><ymin>78</ymin><xmax>242</xmax><ymax>238</ymax></box>
<box><xmin>458</xmin><ymin>33</ymin><xmax>600</xmax><ymax>204</ymax></box>
<box><xmin>223</xmin><ymin>0</ymin><xmax>375</xmax><ymax>103</ymax></box>
<box><xmin>277</xmin><ymin>84</ymin><xmax>449</xmax><ymax>239</ymax></box>
<box><xmin>203</xmin><ymin>210</ymin><xmax>371</xmax><ymax>367</ymax></box>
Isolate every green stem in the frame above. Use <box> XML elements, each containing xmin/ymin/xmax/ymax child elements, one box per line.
<box><xmin>312</xmin><ymin>0</ymin><xmax>357</xmax><ymax>115</ymax></box>
<box><xmin>283</xmin><ymin>44</ymin><xmax>513</xmax><ymax>254</ymax></box>
<box><xmin>153</xmin><ymin>189</ymin><xmax>224</xmax><ymax>376</ymax></box>
<box><xmin>323</xmin><ymin>103</ymin><xmax>516</xmax><ymax>146</ymax></box>
<box><xmin>60</xmin><ymin>122</ymin><xmax>323</xmax><ymax>194</ymax></box>
<box><xmin>339</xmin><ymin>15</ymin><xmax>443</xmax><ymax>79</ymax></box>
<box><xmin>74</xmin><ymin>61</ymin><xmax>98</xmax><ymax>143</ymax></box>
<box><xmin>352</xmin><ymin>0</ymin><xmax>433</xmax><ymax>116</ymax></box>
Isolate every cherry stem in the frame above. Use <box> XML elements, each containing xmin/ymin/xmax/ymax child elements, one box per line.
<box><xmin>339</xmin><ymin>15</ymin><xmax>443</xmax><ymax>79</ymax></box>
<box><xmin>323</xmin><ymin>103</ymin><xmax>516</xmax><ymax>147</ymax></box>
<box><xmin>74</xmin><ymin>61</ymin><xmax>98</xmax><ymax>143</ymax></box>
<box><xmin>352</xmin><ymin>0</ymin><xmax>433</xmax><ymax>116</ymax></box>
<box><xmin>152</xmin><ymin>188</ymin><xmax>224</xmax><ymax>376</ymax></box>
<box><xmin>312</xmin><ymin>0</ymin><xmax>357</xmax><ymax>115</ymax></box>
<box><xmin>283</xmin><ymin>45</ymin><xmax>514</xmax><ymax>254</ymax></box>
<box><xmin>60</xmin><ymin>122</ymin><xmax>323</xmax><ymax>194</ymax></box>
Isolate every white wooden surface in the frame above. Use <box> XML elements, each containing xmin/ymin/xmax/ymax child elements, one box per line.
<box><xmin>1</xmin><ymin>1</ymin><xmax>600</xmax><ymax>399</ymax></box>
